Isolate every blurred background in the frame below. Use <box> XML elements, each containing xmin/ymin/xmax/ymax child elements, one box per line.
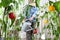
<box><xmin>0</xmin><ymin>0</ymin><xmax>60</xmax><ymax>40</ymax></box>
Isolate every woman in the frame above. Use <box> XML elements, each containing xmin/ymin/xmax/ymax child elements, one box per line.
<box><xmin>21</xmin><ymin>2</ymin><xmax>37</xmax><ymax>40</ymax></box>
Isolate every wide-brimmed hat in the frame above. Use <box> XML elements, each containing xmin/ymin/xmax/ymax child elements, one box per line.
<box><xmin>29</xmin><ymin>2</ymin><xmax>36</xmax><ymax>6</ymax></box>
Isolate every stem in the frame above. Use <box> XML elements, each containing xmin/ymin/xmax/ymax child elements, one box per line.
<box><xmin>10</xmin><ymin>19</ymin><xmax>15</xmax><ymax>27</ymax></box>
<box><xmin>3</xmin><ymin>7</ymin><xmax>7</xmax><ymax>40</ymax></box>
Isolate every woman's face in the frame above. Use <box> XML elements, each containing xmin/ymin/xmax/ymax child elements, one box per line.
<box><xmin>28</xmin><ymin>0</ymin><xmax>33</xmax><ymax>3</ymax></box>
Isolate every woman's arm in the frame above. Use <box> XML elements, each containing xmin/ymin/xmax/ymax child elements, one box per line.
<box><xmin>29</xmin><ymin>7</ymin><xmax>37</xmax><ymax>21</ymax></box>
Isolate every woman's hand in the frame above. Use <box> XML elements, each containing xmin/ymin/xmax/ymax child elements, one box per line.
<box><xmin>29</xmin><ymin>16</ymin><xmax>34</xmax><ymax>21</ymax></box>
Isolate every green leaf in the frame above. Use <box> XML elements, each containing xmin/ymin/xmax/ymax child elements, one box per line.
<box><xmin>35</xmin><ymin>0</ymin><xmax>40</xmax><ymax>7</ymax></box>
<box><xmin>23</xmin><ymin>5</ymin><xmax>31</xmax><ymax>17</ymax></box>
<box><xmin>19</xmin><ymin>14</ymin><xmax>24</xmax><ymax>24</ymax></box>
<box><xmin>0</xmin><ymin>19</ymin><xmax>2</xmax><ymax>23</ymax></box>
<box><xmin>41</xmin><ymin>12</ymin><xmax>48</xmax><ymax>18</ymax></box>
<box><xmin>47</xmin><ymin>24</ymin><xmax>51</xmax><ymax>29</ymax></box>
<box><xmin>54</xmin><ymin>36</ymin><xmax>59</xmax><ymax>40</ymax></box>
<box><xmin>49</xmin><ymin>1</ymin><xmax>54</xmax><ymax>5</ymax></box>
<box><xmin>2</xmin><ymin>20</ymin><xmax>7</xmax><ymax>32</ymax></box>
<box><xmin>0</xmin><ymin>0</ymin><xmax>13</xmax><ymax>7</ymax></box>
<box><xmin>57</xmin><ymin>27</ymin><xmax>60</xmax><ymax>33</ymax></box>
<box><xmin>7</xmin><ymin>6</ymin><xmax>12</xmax><ymax>11</ymax></box>
<box><xmin>37</xmin><ymin>22</ymin><xmax>39</xmax><ymax>27</ymax></box>
<box><xmin>53</xmin><ymin>1</ymin><xmax>60</xmax><ymax>12</ymax></box>
<box><xmin>19</xmin><ymin>0</ymin><xmax>24</xmax><ymax>3</ymax></box>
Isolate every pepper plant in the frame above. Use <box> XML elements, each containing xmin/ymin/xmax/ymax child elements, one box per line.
<box><xmin>0</xmin><ymin>0</ymin><xmax>24</xmax><ymax>40</ymax></box>
<box><xmin>40</xmin><ymin>1</ymin><xmax>60</xmax><ymax>40</ymax></box>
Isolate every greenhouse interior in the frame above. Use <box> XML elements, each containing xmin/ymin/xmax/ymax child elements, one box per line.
<box><xmin>0</xmin><ymin>0</ymin><xmax>60</xmax><ymax>40</ymax></box>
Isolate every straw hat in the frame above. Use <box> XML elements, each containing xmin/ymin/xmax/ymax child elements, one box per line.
<box><xmin>29</xmin><ymin>2</ymin><xmax>36</xmax><ymax>6</ymax></box>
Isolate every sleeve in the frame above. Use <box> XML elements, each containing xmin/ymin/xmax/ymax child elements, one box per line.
<box><xmin>32</xmin><ymin>7</ymin><xmax>37</xmax><ymax>17</ymax></box>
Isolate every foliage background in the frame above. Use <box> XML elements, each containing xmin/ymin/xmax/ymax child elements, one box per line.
<box><xmin>0</xmin><ymin>0</ymin><xmax>60</xmax><ymax>40</ymax></box>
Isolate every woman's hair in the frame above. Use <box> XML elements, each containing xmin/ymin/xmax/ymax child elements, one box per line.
<box><xmin>29</xmin><ymin>2</ymin><xmax>36</xmax><ymax>7</ymax></box>
<box><xmin>28</xmin><ymin>0</ymin><xmax>35</xmax><ymax>4</ymax></box>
